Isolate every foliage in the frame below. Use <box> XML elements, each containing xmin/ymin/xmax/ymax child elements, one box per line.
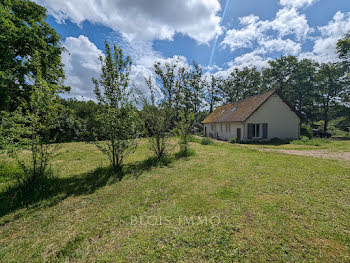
<box><xmin>200</xmin><ymin>137</ymin><xmax>214</xmax><ymax>145</ymax></box>
<box><xmin>262</xmin><ymin>56</ymin><xmax>298</xmax><ymax>94</ymax></box>
<box><xmin>291</xmin><ymin>136</ymin><xmax>331</xmax><ymax>146</ymax></box>
<box><xmin>315</xmin><ymin>62</ymin><xmax>349</xmax><ymax>132</ymax></box>
<box><xmin>92</xmin><ymin>42</ymin><xmax>139</xmax><ymax>170</ymax></box>
<box><xmin>229</xmin><ymin>137</ymin><xmax>237</xmax><ymax>144</ymax></box>
<box><xmin>337</xmin><ymin>32</ymin><xmax>350</xmax><ymax>71</ymax></box>
<box><xmin>221</xmin><ymin>66</ymin><xmax>262</xmax><ymax>103</ymax></box>
<box><xmin>300</xmin><ymin>123</ymin><xmax>313</xmax><ymax>138</ymax></box>
<box><xmin>53</xmin><ymin>99</ymin><xmax>101</xmax><ymax>142</ymax></box>
<box><xmin>204</xmin><ymin>75</ymin><xmax>222</xmax><ymax>113</ymax></box>
<box><xmin>0</xmin><ymin>0</ymin><xmax>68</xmax><ymax>112</ymax></box>
<box><xmin>138</xmin><ymin>77</ymin><xmax>174</xmax><ymax>160</ymax></box>
<box><xmin>175</xmin><ymin>110</ymin><xmax>194</xmax><ymax>155</ymax></box>
<box><xmin>0</xmin><ymin>52</ymin><xmax>62</xmax><ymax>188</ymax></box>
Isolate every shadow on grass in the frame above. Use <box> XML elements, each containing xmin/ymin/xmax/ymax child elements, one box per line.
<box><xmin>0</xmin><ymin>155</ymin><xmax>175</xmax><ymax>219</ymax></box>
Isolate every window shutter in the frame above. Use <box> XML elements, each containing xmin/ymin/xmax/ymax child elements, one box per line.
<box><xmin>263</xmin><ymin>123</ymin><xmax>268</xmax><ymax>139</ymax></box>
<box><xmin>248</xmin><ymin>124</ymin><xmax>253</xmax><ymax>139</ymax></box>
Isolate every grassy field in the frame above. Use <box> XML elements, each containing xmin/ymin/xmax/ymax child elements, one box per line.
<box><xmin>0</xmin><ymin>139</ymin><xmax>349</xmax><ymax>262</ymax></box>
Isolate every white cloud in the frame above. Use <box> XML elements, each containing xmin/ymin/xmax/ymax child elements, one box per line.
<box><xmin>62</xmin><ymin>35</ymin><xmax>103</xmax><ymax>100</ymax></box>
<box><xmin>260</xmin><ymin>38</ymin><xmax>301</xmax><ymax>55</ymax></box>
<box><xmin>211</xmin><ymin>49</ymin><xmax>270</xmax><ymax>80</ymax></box>
<box><xmin>269</xmin><ymin>7</ymin><xmax>311</xmax><ymax>40</ymax></box>
<box><xmin>221</xmin><ymin>15</ymin><xmax>262</xmax><ymax>50</ymax></box>
<box><xmin>229</xmin><ymin>50</ymin><xmax>271</xmax><ymax>70</ymax></box>
<box><xmin>221</xmin><ymin>7</ymin><xmax>310</xmax><ymax>53</ymax></box>
<box><xmin>35</xmin><ymin>0</ymin><xmax>222</xmax><ymax>44</ymax></box>
<box><xmin>62</xmin><ymin>35</ymin><xmax>193</xmax><ymax>100</ymax></box>
<box><xmin>300</xmin><ymin>11</ymin><xmax>350</xmax><ymax>62</ymax></box>
<box><xmin>280</xmin><ymin>0</ymin><xmax>317</xmax><ymax>9</ymax></box>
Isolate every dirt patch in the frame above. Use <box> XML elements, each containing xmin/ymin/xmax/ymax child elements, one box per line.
<box><xmin>263</xmin><ymin>149</ymin><xmax>350</xmax><ymax>162</ymax></box>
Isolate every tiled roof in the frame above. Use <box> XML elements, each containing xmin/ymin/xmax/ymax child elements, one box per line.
<box><xmin>202</xmin><ymin>90</ymin><xmax>277</xmax><ymax>123</ymax></box>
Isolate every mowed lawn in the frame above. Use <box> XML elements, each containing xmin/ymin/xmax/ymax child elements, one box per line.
<box><xmin>0</xmin><ymin>139</ymin><xmax>349</xmax><ymax>262</ymax></box>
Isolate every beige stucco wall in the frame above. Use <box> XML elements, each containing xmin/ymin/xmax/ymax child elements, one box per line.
<box><xmin>203</xmin><ymin>122</ymin><xmax>244</xmax><ymax>141</ymax></box>
<box><xmin>244</xmin><ymin>94</ymin><xmax>300</xmax><ymax>140</ymax></box>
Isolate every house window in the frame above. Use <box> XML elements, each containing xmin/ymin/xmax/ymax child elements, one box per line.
<box><xmin>211</xmin><ymin>124</ymin><xmax>216</xmax><ymax>131</ymax></box>
<box><xmin>252</xmin><ymin>124</ymin><xmax>260</xmax><ymax>138</ymax></box>
<box><xmin>221</xmin><ymin>124</ymin><xmax>223</xmax><ymax>132</ymax></box>
<box><xmin>248</xmin><ymin>123</ymin><xmax>268</xmax><ymax>139</ymax></box>
<box><xmin>226</xmin><ymin>124</ymin><xmax>229</xmax><ymax>132</ymax></box>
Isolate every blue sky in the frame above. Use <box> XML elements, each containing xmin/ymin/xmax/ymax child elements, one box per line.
<box><xmin>35</xmin><ymin>0</ymin><xmax>350</xmax><ymax>100</ymax></box>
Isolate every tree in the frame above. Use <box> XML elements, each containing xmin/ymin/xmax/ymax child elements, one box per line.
<box><xmin>188</xmin><ymin>61</ymin><xmax>205</xmax><ymax>113</ymax></box>
<box><xmin>289</xmin><ymin>59</ymin><xmax>318</xmax><ymax>120</ymax></box>
<box><xmin>337</xmin><ymin>32</ymin><xmax>350</xmax><ymax>71</ymax></box>
<box><xmin>315</xmin><ymin>62</ymin><xmax>349</xmax><ymax>133</ymax></box>
<box><xmin>92</xmin><ymin>42</ymin><xmax>139</xmax><ymax>171</ymax></box>
<box><xmin>205</xmin><ymin>75</ymin><xmax>221</xmax><ymax>113</ymax></box>
<box><xmin>219</xmin><ymin>67</ymin><xmax>262</xmax><ymax>104</ymax></box>
<box><xmin>220</xmin><ymin>71</ymin><xmax>236</xmax><ymax>104</ymax></box>
<box><xmin>138</xmin><ymin>77</ymin><xmax>173</xmax><ymax>160</ymax></box>
<box><xmin>154</xmin><ymin>60</ymin><xmax>180</xmax><ymax>128</ymax></box>
<box><xmin>153</xmin><ymin>59</ymin><xmax>197</xmax><ymax>154</ymax></box>
<box><xmin>57</xmin><ymin>99</ymin><xmax>101</xmax><ymax>142</ymax></box>
<box><xmin>0</xmin><ymin>0</ymin><xmax>68</xmax><ymax>112</ymax></box>
<box><xmin>188</xmin><ymin>62</ymin><xmax>205</xmax><ymax>133</ymax></box>
<box><xmin>0</xmin><ymin>52</ymin><xmax>63</xmax><ymax>186</ymax></box>
<box><xmin>175</xmin><ymin>109</ymin><xmax>194</xmax><ymax>155</ymax></box>
<box><xmin>262</xmin><ymin>56</ymin><xmax>298</xmax><ymax>96</ymax></box>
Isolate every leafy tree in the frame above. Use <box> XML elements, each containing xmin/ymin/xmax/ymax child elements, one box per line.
<box><xmin>0</xmin><ymin>0</ymin><xmax>68</xmax><ymax>112</ymax></box>
<box><xmin>220</xmin><ymin>72</ymin><xmax>236</xmax><ymax>104</ymax></box>
<box><xmin>153</xmin><ymin>60</ymin><xmax>181</xmax><ymax>128</ymax></box>
<box><xmin>138</xmin><ymin>77</ymin><xmax>173</xmax><ymax>160</ymax></box>
<box><xmin>315</xmin><ymin>62</ymin><xmax>349</xmax><ymax>132</ymax></box>
<box><xmin>221</xmin><ymin>67</ymin><xmax>261</xmax><ymax>103</ymax></box>
<box><xmin>205</xmin><ymin>75</ymin><xmax>222</xmax><ymax>113</ymax></box>
<box><xmin>92</xmin><ymin>42</ymin><xmax>139</xmax><ymax>171</ymax></box>
<box><xmin>262</xmin><ymin>56</ymin><xmax>298</xmax><ymax>95</ymax></box>
<box><xmin>57</xmin><ymin>99</ymin><xmax>100</xmax><ymax>142</ymax></box>
<box><xmin>175</xmin><ymin>109</ymin><xmax>194</xmax><ymax>155</ymax></box>
<box><xmin>337</xmin><ymin>32</ymin><xmax>350</xmax><ymax>71</ymax></box>
<box><xmin>289</xmin><ymin>59</ymin><xmax>318</xmax><ymax>119</ymax></box>
<box><xmin>188</xmin><ymin>61</ymin><xmax>205</xmax><ymax>113</ymax></box>
<box><xmin>0</xmin><ymin>52</ymin><xmax>63</xmax><ymax>186</ymax></box>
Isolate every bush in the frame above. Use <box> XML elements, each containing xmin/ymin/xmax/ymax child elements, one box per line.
<box><xmin>300</xmin><ymin>123</ymin><xmax>313</xmax><ymax>138</ymax></box>
<box><xmin>175</xmin><ymin>149</ymin><xmax>195</xmax><ymax>158</ymax></box>
<box><xmin>291</xmin><ymin>136</ymin><xmax>330</xmax><ymax>146</ymax></box>
<box><xmin>188</xmin><ymin>135</ymin><xmax>201</xmax><ymax>143</ymax></box>
<box><xmin>229</xmin><ymin>137</ymin><xmax>237</xmax><ymax>144</ymax></box>
<box><xmin>200</xmin><ymin>137</ymin><xmax>214</xmax><ymax>145</ymax></box>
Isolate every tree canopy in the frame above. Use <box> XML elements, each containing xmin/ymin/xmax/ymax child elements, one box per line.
<box><xmin>0</xmin><ymin>0</ymin><xmax>68</xmax><ymax>111</ymax></box>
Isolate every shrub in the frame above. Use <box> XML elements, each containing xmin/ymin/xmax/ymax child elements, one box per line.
<box><xmin>175</xmin><ymin>149</ymin><xmax>195</xmax><ymax>158</ymax></box>
<box><xmin>291</xmin><ymin>137</ymin><xmax>330</xmax><ymax>146</ymax></box>
<box><xmin>300</xmin><ymin>123</ymin><xmax>313</xmax><ymax>138</ymax></box>
<box><xmin>201</xmin><ymin>137</ymin><xmax>214</xmax><ymax>145</ymax></box>
<box><xmin>188</xmin><ymin>135</ymin><xmax>201</xmax><ymax>143</ymax></box>
<box><xmin>229</xmin><ymin>137</ymin><xmax>237</xmax><ymax>144</ymax></box>
<box><xmin>300</xmin><ymin>136</ymin><xmax>310</xmax><ymax>142</ymax></box>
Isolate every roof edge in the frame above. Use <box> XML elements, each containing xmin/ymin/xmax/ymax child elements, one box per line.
<box><xmin>243</xmin><ymin>89</ymin><xmax>303</xmax><ymax>121</ymax></box>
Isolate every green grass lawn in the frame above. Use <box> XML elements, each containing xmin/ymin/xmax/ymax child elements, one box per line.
<box><xmin>239</xmin><ymin>138</ymin><xmax>350</xmax><ymax>152</ymax></box>
<box><xmin>0</xmin><ymin>140</ymin><xmax>349</xmax><ymax>262</ymax></box>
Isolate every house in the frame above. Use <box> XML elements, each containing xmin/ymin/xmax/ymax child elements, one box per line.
<box><xmin>202</xmin><ymin>90</ymin><xmax>301</xmax><ymax>141</ymax></box>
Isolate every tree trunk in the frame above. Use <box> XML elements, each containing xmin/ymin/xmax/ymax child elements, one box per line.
<box><xmin>323</xmin><ymin>99</ymin><xmax>329</xmax><ymax>133</ymax></box>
